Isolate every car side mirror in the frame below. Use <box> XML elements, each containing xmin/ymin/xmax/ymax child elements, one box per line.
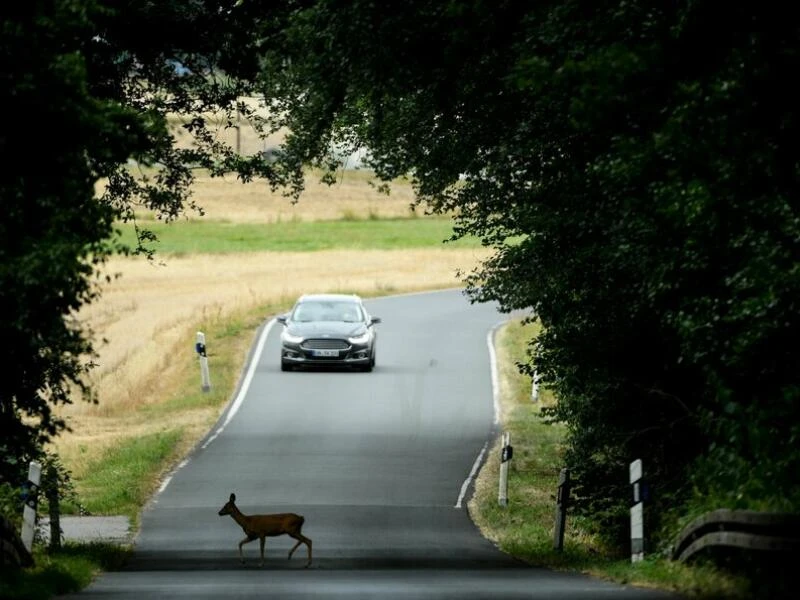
<box><xmin>276</xmin><ymin>315</ymin><xmax>287</xmax><ymax>324</ymax></box>
<box><xmin>370</xmin><ymin>317</ymin><xmax>381</xmax><ymax>325</ymax></box>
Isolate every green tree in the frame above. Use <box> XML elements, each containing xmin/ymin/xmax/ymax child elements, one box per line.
<box><xmin>0</xmin><ymin>0</ymin><xmax>280</xmax><ymax>487</ymax></box>
<box><xmin>249</xmin><ymin>0</ymin><xmax>800</xmax><ymax>547</ymax></box>
<box><xmin>1</xmin><ymin>0</ymin><xmax>148</xmax><ymax>484</ymax></box>
<box><xmin>3</xmin><ymin>0</ymin><xmax>798</xmax><ymax>555</ymax></box>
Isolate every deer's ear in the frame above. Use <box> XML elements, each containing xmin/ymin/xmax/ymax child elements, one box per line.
<box><xmin>230</xmin><ymin>493</ymin><xmax>236</xmax><ymax>502</ymax></box>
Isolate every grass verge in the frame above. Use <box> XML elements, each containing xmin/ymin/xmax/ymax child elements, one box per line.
<box><xmin>115</xmin><ymin>216</ymin><xmax>479</xmax><ymax>254</ymax></box>
<box><xmin>468</xmin><ymin>318</ymin><xmax>754</xmax><ymax>599</ymax></box>
<box><xmin>64</xmin><ymin>430</ymin><xmax>184</xmax><ymax>520</ymax></box>
<box><xmin>0</xmin><ymin>542</ymin><xmax>132</xmax><ymax>600</ymax></box>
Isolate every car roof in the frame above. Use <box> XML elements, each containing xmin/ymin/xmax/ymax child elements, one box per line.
<box><xmin>296</xmin><ymin>293</ymin><xmax>363</xmax><ymax>304</ymax></box>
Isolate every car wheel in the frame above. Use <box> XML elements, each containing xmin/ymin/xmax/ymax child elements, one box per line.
<box><xmin>281</xmin><ymin>361</ymin><xmax>292</xmax><ymax>372</ymax></box>
<box><xmin>361</xmin><ymin>352</ymin><xmax>375</xmax><ymax>372</ymax></box>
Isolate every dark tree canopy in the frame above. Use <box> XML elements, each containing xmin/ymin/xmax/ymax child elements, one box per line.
<box><xmin>2</xmin><ymin>1</ymin><xmax>798</xmax><ymax>551</ymax></box>
<box><xmin>250</xmin><ymin>0</ymin><xmax>800</xmax><ymax>543</ymax></box>
<box><xmin>0</xmin><ymin>0</ymin><xmax>277</xmax><ymax>484</ymax></box>
<box><xmin>1</xmin><ymin>0</ymin><xmax>145</xmax><ymax>478</ymax></box>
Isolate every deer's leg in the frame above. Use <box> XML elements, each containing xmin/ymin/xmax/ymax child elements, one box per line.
<box><xmin>289</xmin><ymin>532</ymin><xmax>312</xmax><ymax>567</ymax></box>
<box><xmin>238</xmin><ymin>534</ymin><xmax>256</xmax><ymax>564</ymax></box>
<box><xmin>259</xmin><ymin>536</ymin><xmax>266</xmax><ymax>567</ymax></box>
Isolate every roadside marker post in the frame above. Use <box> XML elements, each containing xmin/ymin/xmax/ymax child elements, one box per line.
<box><xmin>553</xmin><ymin>467</ymin><xmax>571</xmax><ymax>551</ymax></box>
<box><xmin>531</xmin><ymin>372</ymin><xmax>540</xmax><ymax>403</ymax></box>
<box><xmin>498</xmin><ymin>432</ymin><xmax>513</xmax><ymax>507</ymax></box>
<box><xmin>20</xmin><ymin>460</ymin><xmax>41</xmax><ymax>553</ymax></box>
<box><xmin>630</xmin><ymin>459</ymin><xmax>645</xmax><ymax>563</ymax></box>
<box><xmin>196</xmin><ymin>331</ymin><xmax>211</xmax><ymax>392</ymax></box>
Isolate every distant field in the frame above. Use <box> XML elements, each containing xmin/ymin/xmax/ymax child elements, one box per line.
<box><xmin>130</xmin><ymin>170</ymin><xmax>423</xmax><ymax>223</ymax></box>
<box><xmin>116</xmin><ymin>217</ymin><xmax>478</xmax><ymax>254</ymax></box>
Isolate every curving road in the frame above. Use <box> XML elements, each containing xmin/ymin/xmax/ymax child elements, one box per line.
<box><xmin>68</xmin><ymin>289</ymin><xmax>676</xmax><ymax>599</ymax></box>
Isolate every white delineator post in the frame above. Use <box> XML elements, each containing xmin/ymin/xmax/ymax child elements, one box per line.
<box><xmin>20</xmin><ymin>460</ymin><xmax>42</xmax><ymax>553</ymax></box>
<box><xmin>498</xmin><ymin>432</ymin><xmax>513</xmax><ymax>507</ymax></box>
<box><xmin>196</xmin><ymin>331</ymin><xmax>211</xmax><ymax>392</ymax></box>
<box><xmin>531</xmin><ymin>371</ymin><xmax>540</xmax><ymax>403</ymax></box>
<box><xmin>630</xmin><ymin>458</ymin><xmax>644</xmax><ymax>563</ymax></box>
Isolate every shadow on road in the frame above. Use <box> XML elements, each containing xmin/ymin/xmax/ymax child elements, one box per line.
<box><xmin>120</xmin><ymin>550</ymin><xmax>526</xmax><ymax>572</ymax></box>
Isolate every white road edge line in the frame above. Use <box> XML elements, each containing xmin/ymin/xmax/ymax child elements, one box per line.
<box><xmin>454</xmin><ymin>324</ymin><xmax>503</xmax><ymax>509</ymax></box>
<box><xmin>157</xmin><ymin>319</ymin><xmax>275</xmax><ymax>496</ymax></box>
<box><xmin>455</xmin><ymin>442</ymin><xmax>488</xmax><ymax>509</ymax></box>
<box><xmin>157</xmin><ymin>459</ymin><xmax>189</xmax><ymax>495</ymax></box>
<box><xmin>201</xmin><ymin>318</ymin><xmax>275</xmax><ymax>450</ymax></box>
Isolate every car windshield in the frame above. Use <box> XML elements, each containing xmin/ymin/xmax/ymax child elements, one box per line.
<box><xmin>292</xmin><ymin>301</ymin><xmax>363</xmax><ymax>323</ymax></box>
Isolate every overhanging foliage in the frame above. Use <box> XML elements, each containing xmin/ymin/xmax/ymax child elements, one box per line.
<box><xmin>2</xmin><ymin>1</ymin><xmax>797</xmax><ymax>554</ymax></box>
<box><xmin>248</xmin><ymin>0</ymin><xmax>800</xmax><ymax>546</ymax></box>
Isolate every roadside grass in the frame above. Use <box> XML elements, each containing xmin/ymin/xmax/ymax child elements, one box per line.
<box><xmin>62</xmin><ymin>430</ymin><xmax>184</xmax><ymax>519</ymax></box>
<box><xmin>0</xmin><ymin>542</ymin><xmax>131</xmax><ymax>600</ymax></box>
<box><xmin>468</xmin><ymin>318</ymin><xmax>753</xmax><ymax>599</ymax></box>
<box><xmin>114</xmin><ymin>216</ymin><xmax>477</xmax><ymax>255</ymax></box>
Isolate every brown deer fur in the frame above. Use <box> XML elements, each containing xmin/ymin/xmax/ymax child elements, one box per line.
<box><xmin>218</xmin><ymin>493</ymin><xmax>312</xmax><ymax>567</ymax></box>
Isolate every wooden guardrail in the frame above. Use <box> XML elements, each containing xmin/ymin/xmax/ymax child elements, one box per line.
<box><xmin>671</xmin><ymin>509</ymin><xmax>800</xmax><ymax>563</ymax></box>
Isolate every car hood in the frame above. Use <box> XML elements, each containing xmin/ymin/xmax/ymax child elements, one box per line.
<box><xmin>285</xmin><ymin>321</ymin><xmax>367</xmax><ymax>338</ymax></box>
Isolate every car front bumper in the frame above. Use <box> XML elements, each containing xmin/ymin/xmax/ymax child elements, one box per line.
<box><xmin>281</xmin><ymin>341</ymin><xmax>372</xmax><ymax>366</ymax></box>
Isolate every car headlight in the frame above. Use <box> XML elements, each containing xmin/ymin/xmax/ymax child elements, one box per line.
<box><xmin>281</xmin><ymin>331</ymin><xmax>305</xmax><ymax>344</ymax></box>
<box><xmin>348</xmin><ymin>331</ymin><xmax>370</xmax><ymax>344</ymax></box>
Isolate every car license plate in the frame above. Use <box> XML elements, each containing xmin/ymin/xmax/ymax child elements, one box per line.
<box><xmin>312</xmin><ymin>349</ymin><xmax>339</xmax><ymax>357</ymax></box>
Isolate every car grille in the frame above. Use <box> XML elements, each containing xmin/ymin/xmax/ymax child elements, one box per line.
<box><xmin>301</xmin><ymin>339</ymin><xmax>349</xmax><ymax>350</ymax></box>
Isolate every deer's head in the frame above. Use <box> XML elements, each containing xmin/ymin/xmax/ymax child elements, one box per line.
<box><xmin>218</xmin><ymin>493</ymin><xmax>236</xmax><ymax>516</ymax></box>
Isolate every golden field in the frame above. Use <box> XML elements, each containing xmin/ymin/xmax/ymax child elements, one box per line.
<box><xmin>53</xmin><ymin>170</ymin><xmax>490</xmax><ymax>486</ymax></box>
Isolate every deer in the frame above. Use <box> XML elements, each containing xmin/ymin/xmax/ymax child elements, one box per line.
<box><xmin>217</xmin><ymin>493</ymin><xmax>312</xmax><ymax>567</ymax></box>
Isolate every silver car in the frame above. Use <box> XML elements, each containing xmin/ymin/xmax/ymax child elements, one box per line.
<box><xmin>277</xmin><ymin>294</ymin><xmax>381</xmax><ymax>372</ymax></box>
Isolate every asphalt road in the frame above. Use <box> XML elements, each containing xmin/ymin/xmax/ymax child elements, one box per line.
<box><xmin>67</xmin><ymin>289</ymin><xmax>676</xmax><ymax>599</ymax></box>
